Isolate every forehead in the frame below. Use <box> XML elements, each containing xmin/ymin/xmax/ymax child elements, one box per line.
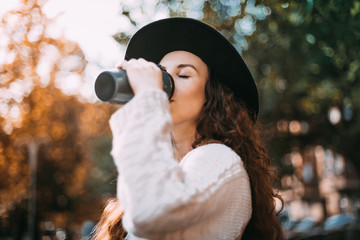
<box><xmin>160</xmin><ymin>51</ymin><xmax>208</xmax><ymax>68</ymax></box>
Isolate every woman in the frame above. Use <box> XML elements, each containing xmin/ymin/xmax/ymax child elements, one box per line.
<box><xmin>94</xmin><ymin>17</ymin><xmax>284</xmax><ymax>240</ymax></box>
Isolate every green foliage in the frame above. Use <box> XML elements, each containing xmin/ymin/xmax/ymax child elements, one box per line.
<box><xmin>246</xmin><ymin>0</ymin><xmax>360</xmax><ymax>174</ymax></box>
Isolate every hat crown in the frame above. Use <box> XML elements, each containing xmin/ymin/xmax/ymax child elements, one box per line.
<box><xmin>125</xmin><ymin>17</ymin><xmax>259</xmax><ymax>120</ymax></box>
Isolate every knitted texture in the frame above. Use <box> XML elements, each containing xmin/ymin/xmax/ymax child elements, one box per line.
<box><xmin>109</xmin><ymin>89</ymin><xmax>252</xmax><ymax>240</ymax></box>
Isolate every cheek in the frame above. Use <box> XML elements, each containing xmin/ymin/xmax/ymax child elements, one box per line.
<box><xmin>172</xmin><ymin>81</ymin><xmax>206</xmax><ymax>119</ymax></box>
<box><xmin>170</xmin><ymin>81</ymin><xmax>206</xmax><ymax>124</ymax></box>
<box><xmin>176</xmin><ymin>81</ymin><xmax>205</xmax><ymax>104</ymax></box>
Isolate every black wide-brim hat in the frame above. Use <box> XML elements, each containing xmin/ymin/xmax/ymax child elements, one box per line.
<box><xmin>125</xmin><ymin>17</ymin><xmax>259</xmax><ymax>120</ymax></box>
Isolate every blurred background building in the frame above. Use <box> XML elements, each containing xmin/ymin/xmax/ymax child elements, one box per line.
<box><xmin>280</xmin><ymin>144</ymin><xmax>360</xmax><ymax>221</ymax></box>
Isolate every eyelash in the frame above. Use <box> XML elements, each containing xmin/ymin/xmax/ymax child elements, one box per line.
<box><xmin>178</xmin><ymin>75</ymin><xmax>189</xmax><ymax>79</ymax></box>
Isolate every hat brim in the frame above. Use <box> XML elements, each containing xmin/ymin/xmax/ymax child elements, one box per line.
<box><xmin>125</xmin><ymin>17</ymin><xmax>259</xmax><ymax>119</ymax></box>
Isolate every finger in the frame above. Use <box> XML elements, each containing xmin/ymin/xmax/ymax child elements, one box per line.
<box><xmin>137</xmin><ymin>58</ymin><xmax>149</xmax><ymax>64</ymax></box>
<box><xmin>127</xmin><ymin>58</ymin><xmax>154</xmax><ymax>71</ymax></box>
<box><xmin>116</xmin><ymin>60</ymin><xmax>127</xmax><ymax>69</ymax></box>
<box><xmin>137</xmin><ymin>58</ymin><xmax>158</xmax><ymax>70</ymax></box>
<box><xmin>127</xmin><ymin>58</ymin><xmax>138</xmax><ymax>63</ymax></box>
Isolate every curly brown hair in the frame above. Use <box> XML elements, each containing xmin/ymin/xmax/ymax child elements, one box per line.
<box><xmin>194</xmin><ymin>71</ymin><xmax>284</xmax><ymax>240</ymax></box>
<box><xmin>94</xmin><ymin>71</ymin><xmax>284</xmax><ymax>240</ymax></box>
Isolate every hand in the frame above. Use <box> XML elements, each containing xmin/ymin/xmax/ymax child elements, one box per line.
<box><xmin>117</xmin><ymin>58</ymin><xmax>163</xmax><ymax>95</ymax></box>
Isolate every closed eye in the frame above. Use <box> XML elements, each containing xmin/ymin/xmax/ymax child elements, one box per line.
<box><xmin>178</xmin><ymin>75</ymin><xmax>189</xmax><ymax>79</ymax></box>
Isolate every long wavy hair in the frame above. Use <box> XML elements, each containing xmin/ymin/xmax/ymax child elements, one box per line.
<box><xmin>93</xmin><ymin>71</ymin><xmax>284</xmax><ymax>240</ymax></box>
<box><xmin>194</xmin><ymin>72</ymin><xmax>284</xmax><ymax>239</ymax></box>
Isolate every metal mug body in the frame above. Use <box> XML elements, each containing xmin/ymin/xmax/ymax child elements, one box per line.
<box><xmin>94</xmin><ymin>67</ymin><xmax>174</xmax><ymax>104</ymax></box>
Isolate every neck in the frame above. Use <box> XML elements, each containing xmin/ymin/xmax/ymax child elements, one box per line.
<box><xmin>172</xmin><ymin>121</ymin><xmax>197</xmax><ymax>162</ymax></box>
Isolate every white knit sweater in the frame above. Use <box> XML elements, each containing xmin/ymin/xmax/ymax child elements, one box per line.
<box><xmin>109</xmin><ymin>89</ymin><xmax>252</xmax><ymax>240</ymax></box>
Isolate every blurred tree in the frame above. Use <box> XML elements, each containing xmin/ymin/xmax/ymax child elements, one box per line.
<box><xmin>0</xmin><ymin>0</ymin><xmax>116</xmax><ymax>238</ymax></box>
<box><xmin>244</xmin><ymin>0</ymin><xmax>360</xmax><ymax>177</ymax></box>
